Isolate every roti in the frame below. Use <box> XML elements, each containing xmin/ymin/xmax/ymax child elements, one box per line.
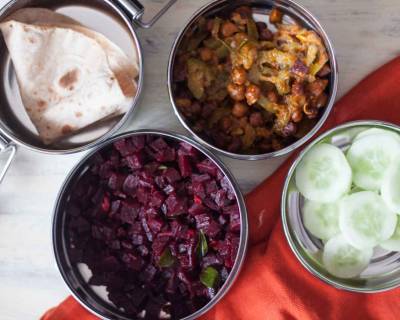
<box><xmin>0</xmin><ymin>8</ymin><xmax>139</xmax><ymax>144</ymax></box>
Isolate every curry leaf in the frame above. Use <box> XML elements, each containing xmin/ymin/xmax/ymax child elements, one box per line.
<box><xmin>200</xmin><ymin>267</ymin><xmax>219</xmax><ymax>288</ymax></box>
<box><xmin>159</xmin><ymin>248</ymin><xmax>175</xmax><ymax>268</ymax></box>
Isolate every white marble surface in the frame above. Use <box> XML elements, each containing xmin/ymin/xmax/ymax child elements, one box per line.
<box><xmin>0</xmin><ymin>0</ymin><xmax>399</xmax><ymax>319</ymax></box>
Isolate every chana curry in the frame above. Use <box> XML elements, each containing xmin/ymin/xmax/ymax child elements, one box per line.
<box><xmin>172</xmin><ymin>7</ymin><xmax>331</xmax><ymax>154</ymax></box>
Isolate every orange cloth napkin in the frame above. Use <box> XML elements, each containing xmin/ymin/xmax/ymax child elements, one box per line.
<box><xmin>42</xmin><ymin>57</ymin><xmax>400</xmax><ymax>320</ymax></box>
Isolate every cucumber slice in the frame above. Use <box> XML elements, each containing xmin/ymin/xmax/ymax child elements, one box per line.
<box><xmin>339</xmin><ymin>191</ymin><xmax>397</xmax><ymax>249</ymax></box>
<box><xmin>381</xmin><ymin>218</ymin><xmax>400</xmax><ymax>251</ymax></box>
<box><xmin>295</xmin><ymin>143</ymin><xmax>352</xmax><ymax>203</ymax></box>
<box><xmin>323</xmin><ymin>234</ymin><xmax>373</xmax><ymax>279</ymax></box>
<box><xmin>303</xmin><ymin>200</ymin><xmax>340</xmax><ymax>240</ymax></box>
<box><xmin>355</xmin><ymin>128</ymin><xmax>400</xmax><ymax>142</ymax></box>
<box><xmin>381</xmin><ymin>162</ymin><xmax>400</xmax><ymax>213</ymax></box>
<box><xmin>346</xmin><ymin>134</ymin><xmax>400</xmax><ymax>190</ymax></box>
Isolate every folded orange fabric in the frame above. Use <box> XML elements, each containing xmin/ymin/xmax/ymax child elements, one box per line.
<box><xmin>42</xmin><ymin>57</ymin><xmax>400</xmax><ymax>320</ymax></box>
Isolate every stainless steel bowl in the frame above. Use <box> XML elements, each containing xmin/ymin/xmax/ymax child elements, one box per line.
<box><xmin>0</xmin><ymin>0</ymin><xmax>176</xmax><ymax>182</ymax></box>
<box><xmin>52</xmin><ymin>130</ymin><xmax>248</xmax><ymax>320</ymax></box>
<box><xmin>168</xmin><ymin>0</ymin><xmax>338</xmax><ymax>160</ymax></box>
<box><xmin>282</xmin><ymin>120</ymin><xmax>400</xmax><ymax>293</ymax></box>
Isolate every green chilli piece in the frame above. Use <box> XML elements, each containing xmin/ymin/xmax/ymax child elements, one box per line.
<box><xmin>295</xmin><ymin>143</ymin><xmax>352</xmax><ymax>203</ymax></box>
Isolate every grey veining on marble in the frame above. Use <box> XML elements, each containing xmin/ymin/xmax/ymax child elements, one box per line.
<box><xmin>0</xmin><ymin>0</ymin><xmax>399</xmax><ymax>319</ymax></box>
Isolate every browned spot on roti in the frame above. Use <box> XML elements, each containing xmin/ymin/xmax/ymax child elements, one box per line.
<box><xmin>28</xmin><ymin>37</ymin><xmax>35</xmax><ymax>44</ymax></box>
<box><xmin>62</xmin><ymin>125</ymin><xmax>73</xmax><ymax>135</ymax></box>
<box><xmin>114</xmin><ymin>70</ymin><xmax>136</xmax><ymax>97</ymax></box>
<box><xmin>37</xmin><ymin>100</ymin><xmax>47</xmax><ymax>109</ymax></box>
<box><xmin>75</xmin><ymin>112</ymin><xmax>83</xmax><ymax>118</ymax></box>
<box><xmin>59</xmin><ymin>69</ymin><xmax>79</xmax><ymax>89</ymax></box>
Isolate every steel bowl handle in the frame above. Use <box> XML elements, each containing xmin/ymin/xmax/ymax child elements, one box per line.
<box><xmin>0</xmin><ymin>135</ymin><xmax>16</xmax><ymax>184</ymax></box>
<box><xmin>116</xmin><ymin>0</ymin><xmax>178</xmax><ymax>29</ymax></box>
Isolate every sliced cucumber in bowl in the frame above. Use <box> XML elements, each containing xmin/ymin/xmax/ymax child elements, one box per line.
<box><xmin>346</xmin><ymin>134</ymin><xmax>400</xmax><ymax>191</ymax></box>
<box><xmin>381</xmin><ymin>162</ymin><xmax>400</xmax><ymax>213</ymax></box>
<box><xmin>295</xmin><ymin>143</ymin><xmax>352</xmax><ymax>203</ymax></box>
<box><xmin>323</xmin><ymin>234</ymin><xmax>373</xmax><ymax>279</ymax></box>
<box><xmin>339</xmin><ymin>191</ymin><xmax>397</xmax><ymax>250</ymax></box>
<box><xmin>354</xmin><ymin>128</ymin><xmax>400</xmax><ymax>142</ymax></box>
<box><xmin>381</xmin><ymin>218</ymin><xmax>400</xmax><ymax>252</ymax></box>
<box><xmin>303</xmin><ymin>200</ymin><xmax>340</xmax><ymax>240</ymax></box>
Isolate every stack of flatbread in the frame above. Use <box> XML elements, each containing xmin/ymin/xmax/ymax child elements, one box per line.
<box><xmin>0</xmin><ymin>8</ymin><xmax>139</xmax><ymax>145</ymax></box>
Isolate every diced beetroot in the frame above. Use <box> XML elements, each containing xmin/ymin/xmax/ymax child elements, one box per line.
<box><xmin>125</xmin><ymin>153</ymin><xmax>144</xmax><ymax>170</ymax></box>
<box><xmin>67</xmin><ymin>134</ymin><xmax>241</xmax><ymax>319</ymax></box>
<box><xmin>101</xmin><ymin>194</ymin><xmax>111</xmax><ymax>212</ymax></box>
<box><xmin>229</xmin><ymin>209</ymin><xmax>241</xmax><ymax>233</ymax></box>
<box><xmin>179</xmin><ymin>142</ymin><xmax>199</xmax><ymax>157</ymax></box>
<box><xmin>205</xmin><ymin>180</ymin><xmax>219</xmax><ymax>194</ymax></box>
<box><xmin>220</xmin><ymin>176</ymin><xmax>236</xmax><ymax>200</ymax></box>
<box><xmin>148</xmin><ymin>190</ymin><xmax>165</xmax><ymax>208</ymax></box>
<box><xmin>165</xmin><ymin>194</ymin><xmax>188</xmax><ymax>216</ymax></box>
<box><xmin>151</xmin><ymin>137</ymin><xmax>169</xmax><ymax>152</ymax></box>
<box><xmin>130</xmin><ymin>136</ymin><xmax>145</xmax><ymax>151</ymax></box>
<box><xmin>194</xmin><ymin>214</ymin><xmax>220</xmax><ymax>238</ymax></box>
<box><xmin>122</xmin><ymin>175</ymin><xmax>139</xmax><ymax>195</ymax></box>
<box><xmin>136</xmin><ymin>187</ymin><xmax>149</xmax><ymax>204</ymax></box>
<box><xmin>122</xmin><ymin>253</ymin><xmax>142</xmax><ymax>271</ymax></box>
<box><xmin>152</xmin><ymin>235</ymin><xmax>170</xmax><ymax>257</ymax></box>
<box><xmin>192</xmin><ymin>181</ymin><xmax>206</xmax><ymax>199</ymax></box>
<box><xmin>114</xmin><ymin>139</ymin><xmax>133</xmax><ymax>156</ymax></box>
<box><xmin>110</xmin><ymin>200</ymin><xmax>121</xmax><ymax>216</ymax></box>
<box><xmin>214</xmin><ymin>190</ymin><xmax>229</xmax><ymax>208</ymax></box>
<box><xmin>163</xmin><ymin>168</ymin><xmax>181</xmax><ymax>184</ymax></box>
<box><xmin>188</xmin><ymin>203</ymin><xmax>207</xmax><ymax>216</ymax></box>
<box><xmin>147</xmin><ymin>216</ymin><xmax>164</xmax><ymax>233</ymax></box>
<box><xmin>203</xmin><ymin>197</ymin><xmax>220</xmax><ymax>211</ymax></box>
<box><xmin>108</xmin><ymin>173</ymin><xmax>125</xmax><ymax>191</ymax></box>
<box><xmin>178</xmin><ymin>154</ymin><xmax>192</xmax><ymax>177</ymax></box>
<box><xmin>192</xmin><ymin>174</ymin><xmax>211</xmax><ymax>183</ymax></box>
<box><xmin>99</xmin><ymin>161</ymin><xmax>114</xmax><ymax>179</ymax></box>
<box><xmin>223</xmin><ymin>204</ymin><xmax>239</xmax><ymax>216</ymax></box>
<box><xmin>202</xmin><ymin>253</ymin><xmax>223</xmax><ymax>268</ymax></box>
<box><xmin>196</xmin><ymin>159</ymin><xmax>219</xmax><ymax>177</ymax></box>
<box><xmin>120</xmin><ymin>201</ymin><xmax>140</xmax><ymax>224</ymax></box>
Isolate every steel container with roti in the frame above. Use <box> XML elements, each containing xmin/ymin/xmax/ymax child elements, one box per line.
<box><xmin>0</xmin><ymin>0</ymin><xmax>176</xmax><ymax>183</ymax></box>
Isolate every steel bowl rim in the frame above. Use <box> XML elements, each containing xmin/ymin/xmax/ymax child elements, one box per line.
<box><xmin>52</xmin><ymin>129</ymin><xmax>249</xmax><ymax>320</ymax></box>
<box><xmin>167</xmin><ymin>0</ymin><xmax>339</xmax><ymax>161</ymax></box>
<box><xmin>281</xmin><ymin>119</ymin><xmax>400</xmax><ymax>293</ymax></box>
<box><xmin>0</xmin><ymin>0</ymin><xmax>145</xmax><ymax>155</ymax></box>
